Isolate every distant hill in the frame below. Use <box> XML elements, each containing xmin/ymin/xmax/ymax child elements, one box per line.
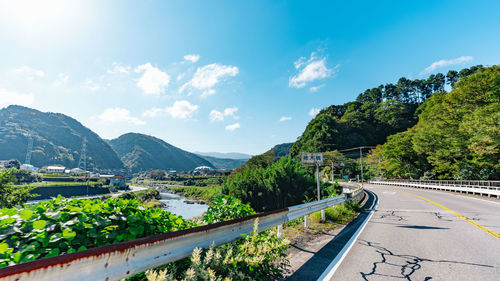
<box><xmin>0</xmin><ymin>105</ymin><xmax>124</xmax><ymax>171</ymax></box>
<box><xmin>109</xmin><ymin>133</ymin><xmax>213</xmax><ymax>173</ymax></box>
<box><xmin>194</xmin><ymin>151</ymin><xmax>251</xmax><ymax>160</ymax></box>
<box><xmin>243</xmin><ymin>142</ymin><xmax>293</xmax><ymax>169</ymax></box>
<box><xmin>197</xmin><ymin>155</ymin><xmax>247</xmax><ymax>170</ymax></box>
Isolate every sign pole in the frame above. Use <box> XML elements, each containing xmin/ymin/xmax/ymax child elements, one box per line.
<box><xmin>331</xmin><ymin>162</ymin><xmax>334</xmax><ymax>183</ymax></box>
<box><xmin>317</xmin><ymin>163</ymin><xmax>325</xmax><ymax>221</ymax></box>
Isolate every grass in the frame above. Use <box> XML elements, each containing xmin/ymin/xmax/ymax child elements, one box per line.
<box><xmin>168</xmin><ymin>185</ymin><xmax>222</xmax><ymax>201</ymax></box>
<box><xmin>283</xmin><ymin>202</ymin><xmax>363</xmax><ymax>241</ymax></box>
<box><xmin>15</xmin><ymin>182</ymin><xmax>102</xmax><ymax>188</ymax></box>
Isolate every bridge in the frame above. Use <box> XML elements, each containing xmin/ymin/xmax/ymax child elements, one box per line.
<box><xmin>0</xmin><ymin>181</ymin><xmax>498</xmax><ymax>280</ymax></box>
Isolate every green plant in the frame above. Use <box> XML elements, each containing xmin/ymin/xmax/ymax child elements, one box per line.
<box><xmin>146</xmin><ymin>219</ymin><xmax>289</xmax><ymax>281</ymax></box>
<box><xmin>203</xmin><ymin>196</ymin><xmax>256</xmax><ymax>224</ymax></box>
<box><xmin>0</xmin><ymin>169</ymin><xmax>37</xmax><ymax>208</ymax></box>
<box><xmin>0</xmin><ymin>196</ymin><xmax>191</xmax><ymax>267</ymax></box>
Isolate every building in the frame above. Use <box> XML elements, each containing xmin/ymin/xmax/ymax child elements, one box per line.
<box><xmin>20</xmin><ymin>164</ymin><xmax>38</xmax><ymax>172</ymax></box>
<box><xmin>100</xmin><ymin>174</ymin><xmax>127</xmax><ymax>188</ymax></box>
<box><xmin>110</xmin><ymin>175</ymin><xmax>126</xmax><ymax>188</ymax></box>
<box><xmin>0</xmin><ymin>160</ymin><xmax>8</xmax><ymax>169</ymax></box>
<box><xmin>46</xmin><ymin>166</ymin><xmax>66</xmax><ymax>174</ymax></box>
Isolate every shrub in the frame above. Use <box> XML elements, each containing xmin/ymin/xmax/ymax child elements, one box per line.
<box><xmin>0</xmin><ymin>169</ymin><xmax>36</xmax><ymax>208</ymax></box>
<box><xmin>222</xmin><ymin>157</ymin><xmax>316</xmax><ymax>212</ymax></box>
<box><xmin>146</xmin><ymin>219</ymin><xmax>289</xmax><ymax>281</ymax></box>
<box><xmin>203</xmin><ymin>196</ymin><xmax>256</xmax><ymax>224</ymax></box>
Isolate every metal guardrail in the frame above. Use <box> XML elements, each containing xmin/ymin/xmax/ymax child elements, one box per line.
<box><xmin>375</xmin><ymin>179</ymin><xmax>500</xmax><ymax>188</ymax></box>
<box><xmin>0</xmin><ymin>194</ymin><xmax>351</xmax><ymax>281</ymax></box>
<box><xmin>370</xmin><ymin>180</ymin><xmax>500</xmax><ymax>198</ymax></box>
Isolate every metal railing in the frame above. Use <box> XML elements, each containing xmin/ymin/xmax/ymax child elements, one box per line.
<box><xmin>0</xmin><ymin>189</ymin><xmax>364</xmax><ymax>281</ymax></box>
<box><xmin>370</xmin><ymin>180</ymin><xmax>500</xmax><ymax>198</ymax></box>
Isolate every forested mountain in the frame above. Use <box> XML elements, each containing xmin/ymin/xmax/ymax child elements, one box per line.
<box><xmin>197</xmin><ymin>155</ymin><xmax>247</xmax><ymax>170</ymax></box>
<box><xmin>369</xmin><ymin>66</ymin><xmax>500</xmax><ymax>180</ymax></box>
<box><xmin>109</xmin><ymin>133</ymin><xmax>213</xmax><ymax>173</ymax></box>
<box><xmin>242</xmin><ymin>142</ymin><xmax>294</xmax><ymax>169</ymax></box>
<box><xmin>195</xmin><ymin>152</ymin><xmax>251</xmax><ymax>160</ymax></box>
<box><xmin>0</xmin><ymin>105</ymin><xmax>124</xmax><ymax>170</ymax></box>
<box><xmin>290</xmin><ymin>65</ymin><xmax>484</xmax><ymax>156</ymax></box>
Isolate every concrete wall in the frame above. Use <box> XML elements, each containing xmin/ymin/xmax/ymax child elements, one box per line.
<box><xmin>31</xmin><ymin>185</ymin><xmax>111</xmax><ymax>200</ymax></box>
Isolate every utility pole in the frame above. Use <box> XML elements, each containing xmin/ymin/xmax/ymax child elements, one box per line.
<box><xmin>316</xmin><ymin>163</ymin><xmax>325</xmax><ymax>221</ymax></box>
<box><xmin>360</xmin><ymin>147</ymin><xmax>363</xmax><ymax>182</ymax></box>
<box><xmin>331</xmin><ymin>161</ymin><xmax>334</xmax><ymax>183</ymax></box>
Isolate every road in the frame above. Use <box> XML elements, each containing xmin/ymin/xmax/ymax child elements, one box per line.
<box><xmin>332</xmin><ymin>184</ymin><xmax>500</xmax><ymax>280</ymax></box>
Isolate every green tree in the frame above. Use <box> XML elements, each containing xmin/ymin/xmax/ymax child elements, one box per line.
<box><xmin>222</xmin><ymin>157</ymin><xmax>316</xmax><ymax>212</ymax></box>
<box><xmin>0</xmin><ymin>169</ymin><xmax>36</xmax><ymax>208</ymax></box>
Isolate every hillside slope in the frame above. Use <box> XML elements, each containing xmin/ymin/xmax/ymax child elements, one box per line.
<box><xmin>109</xmin><ymin>133</ymin><xmax>213</xmax><ymax>173</ymax></box>
<box><xmin>290</xmin><ymin>65</ymin><xmax>484</xmax><ymax>156</ymax></box>
<box><xmin>197</xmin><ymin>155</ymin><xmax>247</xmax><ymax>170</ymax></box>
<box><xmin>0</xmin><ymin>105</ymin><xmax>124</xmax><ymax>170</ymax></box>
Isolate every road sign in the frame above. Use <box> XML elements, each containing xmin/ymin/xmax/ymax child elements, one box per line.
<box><xmin>301</xmin><ymin>152</ymin><xmax>323</xmax><ymax>164</ymax></box>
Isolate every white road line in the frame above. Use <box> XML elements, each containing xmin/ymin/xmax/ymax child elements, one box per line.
<box><xmin>317</xmin><ymin>193</ymin><xmax>379</xmax><ymax>281</ymax></box>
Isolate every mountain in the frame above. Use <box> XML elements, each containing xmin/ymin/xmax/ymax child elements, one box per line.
<box><xmin>197</xmin><ymin>155</ymin><xmax>247</xmax><ymax>170</ymax></box>
<box><xmin>0</xmin><ymin>105</ymin><xmax>124</xmax><ymax>170</ymax></box>
<box><xmin>243</xmin><ymin>142</ymin><xmax>293</xmax><ymax>169</ymax></box>
<box><xmin>109</xmin><ymin>133</ymin><xmax>213</xmax><ymax>173</ymax></box>
<box><xmin>194</xmin><ymin>152</ymin><xmax>251</xmax><ymax>160</ymax></box>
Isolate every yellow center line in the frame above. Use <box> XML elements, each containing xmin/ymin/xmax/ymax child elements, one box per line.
<box><xmin>383</xmin><ymin>187</ymin><xmax>500</xmax><ymax>239</ymax></box>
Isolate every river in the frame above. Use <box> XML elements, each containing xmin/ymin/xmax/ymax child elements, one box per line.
<box><xmin>159</xmin><ymin>192</ymin><xmax>208</xmax><ymax>219</ymax></box>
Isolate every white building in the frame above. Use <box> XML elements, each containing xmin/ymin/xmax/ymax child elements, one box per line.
<box><xmin>47</xmin><ymin>166</ymin><xmax>66</xmax><ymax>174</ymax></box>
<box><xmin>20</xmin><ymin>164</ymin><xmax>38</xmax><ymax>172</ymax></box>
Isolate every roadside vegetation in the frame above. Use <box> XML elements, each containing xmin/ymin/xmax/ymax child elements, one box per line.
<box><xmin>367</xmin><ymin>65</ymin><xmax>500</xmax><ymax>179</ymax></box>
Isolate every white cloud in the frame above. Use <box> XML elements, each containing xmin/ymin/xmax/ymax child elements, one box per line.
<box><xmin>165</xmin><ymin>100</ymin><xmax>198</xmax><ymax>119</ymax></box>
<box><xmin>201</xmin><ymin>89</ymin><xmax>216</xmax><ymax>98</ymax></box>
<box><xmin>279</xmin><ymin>116</ymin><xmax>292</xmax><ymax>122</ymax></box>
<box><xmin>14</xmin><ymin>66</ymin><xmax>45</xmax><ymax>80</ymax></box>
<box><xmin>184</xmin><ymin>54</ymin><xmax>200</xmax><ymax>63</ymax></box>
<box><xmin>135</xmin><ymin>63</ymin><xmax>171</xmax><ymax>95</ymax></box>
<box><xmin>225</xmin><ymin>123</ymin><xmax>240</xmax><ymax>131</ymax></box>
<box><xmin>209</xmin><ymin>107</ymin><xmax>239</xmax><ymax>122</ymax></box>
<box><xmin>209</xmin><ymin>110</ymin><xmax>224</xmax><ymax>122</ymax></box>
<box><xmin>97</xmin><ymin>107</ymin><xmax>145</xmax><ymax>125</ymax></box>
<box><xmin>180</xmin><ymin>63</ymin><xmax>239</xmax><ymax>96</ymax></box>
<box><xmin>53</xmin><ymin>73</ymin><xmax>69</xmax><ymax>86</ymax></box>
<box><xmin>86</xmin><ymin>79</ymin><xmax>100</xmax><ymax>91</ymax></box>
<box><xmin>223</xmin><ymin>107</ymin><xmax>238</xmax><ymax>117</ymax></box>
<box><xmin>0</xmin><ymin>88</ymin><xmax>35</xmax><ymax>108</ymax></box>
<box><xmin>421</xmin><ymin>56</ymin><xmax>473</xmax><ymax>75</ymax></box>
<box><xmin>107</xmin><ymin>62</ymin><xmax>131</xmax><ymax>74</ymax></box>
<box><xmin>142</xmin><ymin>107</ymin><xmax>164</xmax><ymax>118</ymax></box>
<box><xmin>289</xmin><ymin>53</ymin><xmax>338</xmax><ymax>88</ymax></box>
<box><xmin>309</xmin><ymin>107</ymin><xmax>320</xmax><ymax>117</ymax></box>
<box><xmin>176</xmin><ymin>73</ymin><xmax>185</xmax><ymax>81</ymax></box>
<box><xmin>309</xmin><ymin>84</ymin><xmax>325</xmax><ymax>93</ymax></box>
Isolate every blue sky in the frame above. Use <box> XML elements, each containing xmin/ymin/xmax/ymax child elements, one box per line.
<box><xmin>1</xmin><ymin>0</ymin><xmax>499</xmax><ymax>155</ymax></box>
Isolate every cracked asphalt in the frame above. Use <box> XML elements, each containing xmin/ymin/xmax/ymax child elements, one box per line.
<box><xmin>332</xmin><ymin>184</ymin><xmax>500</xmax><ymax>281</ymax></box>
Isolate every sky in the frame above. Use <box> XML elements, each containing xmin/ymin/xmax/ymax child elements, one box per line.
<box><xmin>0</xmin><ymin>0</ymin><xmax>499</xmax><ymax>155</ymax></box>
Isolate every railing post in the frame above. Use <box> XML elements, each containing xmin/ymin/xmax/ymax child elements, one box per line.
<box><xmin>277</xmin><ymin>224</ymin><xmax>283</xmax><ymax>238</ymax></box>
<box><xmin>304</xmin><ymin>215</ymin><xmax>310</xmax><ymax>228</ymax></box>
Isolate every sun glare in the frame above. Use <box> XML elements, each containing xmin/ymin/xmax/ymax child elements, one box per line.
<box><xmin>0</xmin><ymin>0</ymin><xmax>82</xmax><ymax>31</ymax></box>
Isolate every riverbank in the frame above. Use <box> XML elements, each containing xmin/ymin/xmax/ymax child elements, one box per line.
<box><xmin>158</xmin><ymin>185</ymin><xmax>222</xmax><ymax>204</ymax></box>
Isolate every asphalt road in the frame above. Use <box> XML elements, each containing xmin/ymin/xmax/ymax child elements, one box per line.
<box><xmin>332</xmin><ymin>184</ymin><xmax>500</xmax><ymax>281</ymax></box>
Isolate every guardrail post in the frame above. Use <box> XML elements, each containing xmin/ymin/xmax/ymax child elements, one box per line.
<box><xmin>304</xmin><ymin>215</ymin><xmax>309</xmax><ymax>228</ymax></box>
<box><xmin>277</xmin><ymin>224</ymin><xmax>283</xmax><ymax>238</ymax></box>
<box><xmin>321</xmin><ymin>209</ymin><xmax>326</xmax><ymax>221</ymax></box>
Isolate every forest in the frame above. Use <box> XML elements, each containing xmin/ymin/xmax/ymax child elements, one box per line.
<box><xmin>368</xmin><ymin>66</ymin><xmax>499</xmax><ymax>180</ymax></box>
<box><xmin>290</xmin><ymin>65</ymin><xmax>485</xmax><ymax>156</ymax></box>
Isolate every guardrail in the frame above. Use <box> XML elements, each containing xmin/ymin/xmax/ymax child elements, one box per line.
<box><xmin>370</xmin><ymin>180</ymin><xmax>500</xmax><ymax>198</ymax></box>
<box><xmin>0</xmin><ymin>192</ymin><xmax>360</xmax><ymax>281</ymax></box>
<box><xmin>373</xmin><ymin>179</ymin><xmax>500</xmax><ymax>188</ymax></box>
